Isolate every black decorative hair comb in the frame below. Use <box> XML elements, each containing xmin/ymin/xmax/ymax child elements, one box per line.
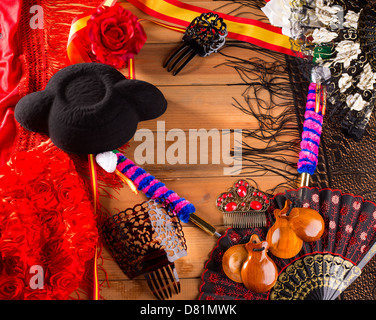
<box><xmin>164</xmin><ymin>12</ymin><xmax>227</xmax><ymax>75</ymax></box>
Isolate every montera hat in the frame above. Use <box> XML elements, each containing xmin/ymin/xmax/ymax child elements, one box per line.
<box><xmin>15</xmin><ymin>63</ymin><xmax>167</xmax><ymax>154</ymax></box>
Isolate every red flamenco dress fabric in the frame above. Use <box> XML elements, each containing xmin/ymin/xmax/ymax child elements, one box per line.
<box><xmin>0</xmin><ymin>141</ymin><xmax>98</xmax><ymax>299</ymax></box>
<box><xmin>0</xmin><ymin>0</ymin><xmax>130</xmax><ymax>300</ymax></box>
<box><xmin>0</xmin><ymin>1</ymin><xmax>23</xmax><ymax>166</ymax></box>
<box><xmin>0</xmin><ymin>0</ymin><xmax>105</xmax><ymax>300</ymax></box>
<box><xmin>10</xmin><ymin>0</ymin><xmax>100</xmax><ymax>155</ymax></box>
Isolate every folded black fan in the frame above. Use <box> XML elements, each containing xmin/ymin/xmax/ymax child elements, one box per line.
<box><xmin>358</xmin><ymin>5</ymin><xmax>376</xmax><ymax>72</ymax></box>
<box><xmin>199</xmin><ymin>187</ymin><xmax>376</xmax><ymax>300</ymax></box>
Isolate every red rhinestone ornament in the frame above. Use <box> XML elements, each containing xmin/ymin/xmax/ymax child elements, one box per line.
<box><xmin>237</xmin><ymin>186</ymin><xmax>247</xmax><ymax>198</ymax></box>
<box><xmin>216</xmin><ymin>179</ymin><xmax>270</xmax><ymax>228</ymax></box>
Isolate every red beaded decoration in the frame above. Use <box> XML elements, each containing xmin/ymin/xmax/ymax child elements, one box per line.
<box><xmin>217</xmin><ymin>180</ymin><xmax>269</xmax><ymax>212</ymax></box>
<box><xmin>216</xmin><ymin>180</ymin><xmax>270</xmax><ymax>228</ymax></box>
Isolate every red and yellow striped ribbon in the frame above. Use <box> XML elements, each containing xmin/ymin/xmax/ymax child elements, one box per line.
<box><xmin>88</xmin><ymin>154</ymin><xmax>100</xmax><ymax>300</ymax></box>
<box><xmin>128</xmin><ymin>56</ymin><xmax>136</xmax><ymax>80</ymax></box>
<box><xmin>124</xmin><ymin>0</ymin><xmax>299</xmax><ymax>56</ymax></box>
<box><xmin>92</xmin><ymin>248</ymin><xmax>99</xmax><ymax>300</ymax></box>
<box><xmin>138</xmin><ymin>18</ymin><xmax>186</xmax><ymax>33</ymax></box>
<box><xmin>115</xmin><ymin>169</ymin><xmax>138</xmax><ymax>194</ymax></box>
<box><xmin>68</xmin><ymin>0</ymin><xmax>299</xmax><ymax>64</ymax></box>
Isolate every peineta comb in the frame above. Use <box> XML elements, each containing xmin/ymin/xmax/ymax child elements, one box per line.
<box><xmin>216</xmin><ymin>180</ymin><xmax>270</xmax><ymax>228</ymax></box>
<box><xmin>163</xmin><ymin>12</ymin><xmax>227</xmax><ymax>75</ymax></box>
<box><xmin>102</xmin><ymin>199</ymin><xmax>187</xmax><ymax>300</ymax></box>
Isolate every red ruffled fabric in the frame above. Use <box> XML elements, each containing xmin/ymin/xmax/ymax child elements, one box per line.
<box><xmin>0</xmin><ymin>0</ymin><xmax>23</xmax><ymax>167</ymax></box>
<box><xmin>0</xmin><ymin>140</ymin><xmax>98</xmax><ymax>299</ymax></box>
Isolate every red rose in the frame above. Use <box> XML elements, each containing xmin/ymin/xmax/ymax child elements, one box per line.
<box><xmin>28</xmin><ymin>181</ymin><xmax>59</xmax><ymax>210</ymax></box>
<box><xmin>40</xmin><ymin>149</ymin><xmax>72</xmax><ymax>177</ymax></box>
<box><xmin>1</xmin><ymin>256</ymin><xmax>27</xmax><ymax>276</ymax></box>
<box><xmin>0</xmin><ymin>276</ymin><xmax>25</xmax><ymax>300</ymax></box>
<box><xmin>39</xmin><ymin>209</ymin><xmax>65</xmax><ymax>239</ymax></box>
<box><xmin>12</xmin><ymin>152</ymin><xmax>44</xmax><ymax>183</ymax></box>
<box><xmin>63</xmin><ymin>204</ymin><xmax>96</xmax><ymax>232</ymax></box>
<box><xmin>44</xmin><ymin>239</ymin><xmax>72</xmax><ymax>270</ymax></box>
<box><xmin>87</xmin><ymin>4</ymin><xmax>147</xmax><ymax>68</ymax></box>
<box><xmin>72</xmin><ymin>233</ymin><xmax>97</xmax><ymax>261</ymax></box>
<box><xmin>24</xmin><ymin>288</ymin><xmax>50</xmax><ymax>300</ymax></box>
<box><xmin>39</xmin><ymin>209</ymin><xmax>61</xmax><ymax>227</ymax></box>
<box><xmin>48</xmin><ymin>271</ymin><xmax>80</xmax><ymax>299</ymax></box>
<box><xmin>56</xmin><ymin>173</ymin><xmax>84</xmax><ymax>207</ymax></box>
<box><xmin>0</xmin><ymin>212</ymin><xmax>27</xmax><ymax>257</ymax></box>
<box><xmin>0</xmin><ymin>169</ymin><xmax>26</xmax><ymax>199</ymax></box>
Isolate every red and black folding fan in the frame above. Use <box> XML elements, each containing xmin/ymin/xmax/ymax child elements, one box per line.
<box><xmin>199</xmin><ymin>187</ymin><xmax>376</xmax><ymax>300</ymax></box>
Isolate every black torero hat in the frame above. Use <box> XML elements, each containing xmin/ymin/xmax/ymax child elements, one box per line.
<box><xmin>15</xmin><ymin>63</ymin><xmax>167</xmax><ymax>154</ymax></box>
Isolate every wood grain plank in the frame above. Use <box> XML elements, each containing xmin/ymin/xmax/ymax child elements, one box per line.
<box><xmin>123</xmin><ymin>43</ymin><xmax>281</xmax><ymax>85</ymax></box>
<box><xmin>96</xmin><ymin>0</ymin><xmax>296</xmax><ymax>302</ymax></box>
<box><xmin>135</xmin><ymin>85</ymin><xmax>291</xmax><ymax>131</ymax></box>
<box><xmin>99</xmin><ymin>156</ymin><xmax>298</xmax><ymax>181</ymax></box>
<box><xmin>99</xmin><ymin>226</ymin><xmax>222</xmax><ymax>280</ymax></box>
<box><xmin>140</xmin><ymin>86</ymin><xmax>250</xmax><ymax>130</ymax></box>
<box><xmin>108</xmin><ymin>135</ymin><xmax>298</xmax><ymax>179</ymax></box>
<box><xmin>101</xmin><ymin>278</ymin><xmax>202</xmax><ymax>300</ymax></box>
<box><xmin>100</xmin><ymin>175</ymin><xmax>292</xmax><ymax>229</ymax></box>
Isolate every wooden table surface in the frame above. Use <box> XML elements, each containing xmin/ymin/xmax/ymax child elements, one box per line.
<box><xmin>97</xmin><ymin>0</ymin><xmax>296</xmax><ymax>300</ymax></box>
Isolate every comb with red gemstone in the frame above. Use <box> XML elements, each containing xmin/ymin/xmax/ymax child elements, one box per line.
<box><xmin>216</xmin><ymin>180</ymin><xmax>270</xmax><ymax>228</ymax></box>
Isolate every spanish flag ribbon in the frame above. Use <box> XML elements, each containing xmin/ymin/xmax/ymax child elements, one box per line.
<box><xmin>138</xmin><ymin>18</ymin><xmax>186</xmax><ymax>33</ymax></box>
<box><xmin>124</xmin><ymin>0</ymin><xmax>298</xmax><ymax>56</ymax></box>
<box><xmin>88</xmin><ymin>154</ymin><xmax>100</xmax><ymax>300</ymax></box>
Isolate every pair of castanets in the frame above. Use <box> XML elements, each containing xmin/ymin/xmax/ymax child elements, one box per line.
<box><xmin>222</xmin><ymin>199</ymin><xmax>325</xmax><ymax>293</ymax></box>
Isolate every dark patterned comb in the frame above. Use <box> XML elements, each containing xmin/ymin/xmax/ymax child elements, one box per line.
<box><xmin>163</xmin><ymin>12</ymin><xmax>227</xmax><ymax>75</ymax></box>
<box><xmin>102</xmin><ymin>200</ymin><xmax>187</xmax><ymax>300</ymax></box>
<box><xmin>144</xmin><ymin>263</ymin><xmax>181</xmax><ymax>300</ymax></box>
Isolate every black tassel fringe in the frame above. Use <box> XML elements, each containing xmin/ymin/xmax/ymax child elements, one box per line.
<box><xmin>217</xmin><ymin>41</ymin><xmax>307</xmax><ymax>194</ymax></box>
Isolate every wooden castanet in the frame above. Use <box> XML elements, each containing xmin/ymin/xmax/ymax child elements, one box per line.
<box><xmin>266</xmin><ymin>200</ymin><xmax>325</xmax><ymax>259</ymax></box>
<box><xmin>266</xmin><ymin>200</ymin><xmax>303</xmax><ymax>259</ymax></box>
<box><xmin>241</xmin><ymin>234</ymin><xmax>278</xmax><ymax>293</ymax></box>
<box><xmin>222</xmin><ymin>244</ymin><xmax>248</xmax><ymax>283</ymax></box>
<box><xmin>289</xmin><ymin>207</ymin><xmax>325</xmax><ymax>242</ymax></box>
<box><xmin>222</xmin><ymin>234</ymin><xmax>278</xmax><ymax>293</ymax></box>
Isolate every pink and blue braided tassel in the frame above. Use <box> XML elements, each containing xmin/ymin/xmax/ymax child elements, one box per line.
<box><xmin>297</xmin><ymin>82</ymin><xmax>323</xmax><ymax>175</ymax></box>
<box><xmin>114</xmin><ymin>151</ymin><xmax>194</xmax><ymax>223</ymax></box>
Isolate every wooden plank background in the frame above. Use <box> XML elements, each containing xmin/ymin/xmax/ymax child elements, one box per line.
<box><xmin>97</xmin><ymin>0</ymin><xmax>297</xmax><ymax>300</ymax></box>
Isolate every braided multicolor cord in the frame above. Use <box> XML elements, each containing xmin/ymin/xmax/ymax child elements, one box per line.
<box><xmin>113</xmin><ymin>151</ymin><xmax>194</xmax><ymax>223</ymax></box>
<box><xmin>297</xmin><ymin>82</ymin><xmax>323</xmax><ymax>176</ymax></box>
